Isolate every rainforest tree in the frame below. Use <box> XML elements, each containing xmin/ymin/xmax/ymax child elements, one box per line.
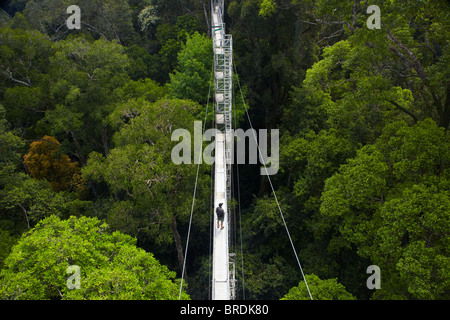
<box><xmin>0</xmin><ymin>215</ymin><xmax>189</xmax><ymax>299</ymax></box>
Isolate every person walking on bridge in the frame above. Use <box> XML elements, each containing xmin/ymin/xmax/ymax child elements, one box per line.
<box><xmin>216</xmin><ymin>203</ymin><xmax>225</xmax><ymax>230</ymax></box>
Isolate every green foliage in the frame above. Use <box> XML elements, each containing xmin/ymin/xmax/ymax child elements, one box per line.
<box><xmin>0</xmin><ymin>27</ymin><xmax>53</xmax><ymax>87</ymax></box>
<box><xmin>168</xmin><ymin>32</ymin><xmax>213</xmax><ymax>104</ymax></box>
<box><xmin>42</xmin><ymin>36</ymin><xmax>130</xmax><ymax>163</ymax></box>
<box><xmin>0</xmin><ymin>229</ymin><xmax>16</xmax><ymax>270</ymax></box>
<box><xmin>154</xmin><ymin>14</ymin><xmax>205</xmax><ymax>83</ymax></box>
<box><xmin>114</xmin><ymin>78</ymin><xmax>167</xmax><ymax>105</ymax></box>
<box><xmin>22</xmin><ymin>0</ymin><xmax>134</xmax><ymax>43</ymax></box>
<box><xmin>281</xmin><ymin>129</ymin><xmax>357</xmax><ymax>205</ymax></box>
<box><xmin>245</xmin><ymin>194</ymin><xmax>292</xmax><ymax>257</ymax></box>
<box><xmin>0</xmin><ymin>27</ymin><xmax>54</xmax><ymax>128</ymax></box>
<box><xmin>229</xmin><ymin>0</ymin><xmax>318</xmax><ymax>128</ymax></box>
<box><xmin>241</xmin><ymin>253</ymin><xmax>298</xmax><ymax>300</ymax></box>
<box><xmin>320</xmin><ymin>119</ymin><xmax>450</xmax><ymax>299</ymax></box>
<box><xmin>1</xmin><ymin>172</ymin><xmax>90</xmax><ymax>227</ymax></box>
<box><xmin>50</xmin><ymin>37</ymin><xmax>130</xmax><ymax>96</ymax></box>
<box><xmin>0</xmin><ymin>215</ymin><xmax>189</xmax><ymax>299</ymax></box>
<box><xmin>301</xmin><ymin>37</ymin><xmax>418</xmax><ymax>144</ymax></box>
<box><xmin>0</xmin><ymin>105</ymin><xmax>28</xmax><ymax>265</ymax></box>
<box><xmin>83</xmin><ymin>98</ymin><xmax>211</xmax><ymax>276</ymax></box>
<box><xmin>124</xmin><ymin>44</ymin><xmax>159</xmax><ymax>81</ymax></box>
<box><xmin>259</xmin><ymin>0</ymin><xmax>276</xmax><ymax>17</ymax></box>
<box><xmin>0</xmin><ymin>104</ymin><xmax>25</xmax><ymax>168</ymax></box>
<box><xmin>0</xmin><ymin>8</ymin><xmax>11</xmax><ymax>27</ymax></box>
<box><xmin>282</xmin><ymin>274</ymin><xmax>356</xmax><ymax>300</ymax></box>
<box><xmin>138</xmin><ymin>4</ymin><xmax>159</xmax><ymax>32</ymax></box>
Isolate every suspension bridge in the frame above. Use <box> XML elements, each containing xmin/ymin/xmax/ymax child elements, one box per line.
<box><xmin>179</xmin><ymin>0</ymin><xmax>312</xmax><ymax>301</ymax></box>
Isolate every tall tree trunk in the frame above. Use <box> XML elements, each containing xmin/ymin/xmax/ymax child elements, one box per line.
<box><xmin>171</xmin><ymin>216</ymin><xmax>187</xmax><ymax>280</ymax></box>
<box><xmin>18</xmin><ymin>203</ymin><xmax>30</xmax><ymax>229</ymax></box>
<box><xmin>386</xmin><ymin>29</ymin><xmax>449</xmax><ymax>129</ymax></box>
<box><xmin>202</xmin><ymin>1</ymin><xmax>211</xmax><ymax>38</ymax></box>
<box><xmin>438</xmin><ymin>82</ymin><xmax>450</xmax><ymax>130</ymax></box>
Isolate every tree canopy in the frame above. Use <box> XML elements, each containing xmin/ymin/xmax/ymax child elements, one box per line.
<box><xmin>281</xmin><ymin>274</ymin><xmax>356</xmax><ymax>300</ymax></box>
<box><xmin>0</xmin><ymin>215</ymin><xmax>188</xmax><ymax>300</ymax></box>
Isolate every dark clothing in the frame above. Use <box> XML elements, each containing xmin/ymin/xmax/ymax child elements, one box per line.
<box><xmin>216</xmin><ymin>206</ymin><xmax>225</xmax><ymax>221</ymax></box>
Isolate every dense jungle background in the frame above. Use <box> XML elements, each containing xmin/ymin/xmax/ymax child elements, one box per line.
<box><xmin>0</xmin><ymin>0</ymin><xmax>448</xmax><ymax>300</ymax></box>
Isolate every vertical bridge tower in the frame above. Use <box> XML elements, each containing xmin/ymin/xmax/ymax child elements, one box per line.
<box><xmin>211</xmin><ymin>0</ymin><xmax>235</xmax><ymax>300</ymax></box>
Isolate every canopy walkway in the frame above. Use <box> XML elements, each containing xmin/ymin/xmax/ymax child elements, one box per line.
<box><xmin>179</xmin><ymin>0</ymin><xmax>312</xmax><ymax>301</ymax></box>
<box><xmin>211</xmin><ymin>0</ymin><xmax>234</xmax><ymax>300</ymax></box>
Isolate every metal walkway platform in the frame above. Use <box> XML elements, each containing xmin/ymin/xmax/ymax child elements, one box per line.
<box><xmin>212</xmin><ymin>132</ymin><xmax>230</xmax><ymax>300</ymax></box>
<box><xmin>211</xmin><ymin>0</ymin><xmax>234</xmax><ymax>300</ymax></box>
